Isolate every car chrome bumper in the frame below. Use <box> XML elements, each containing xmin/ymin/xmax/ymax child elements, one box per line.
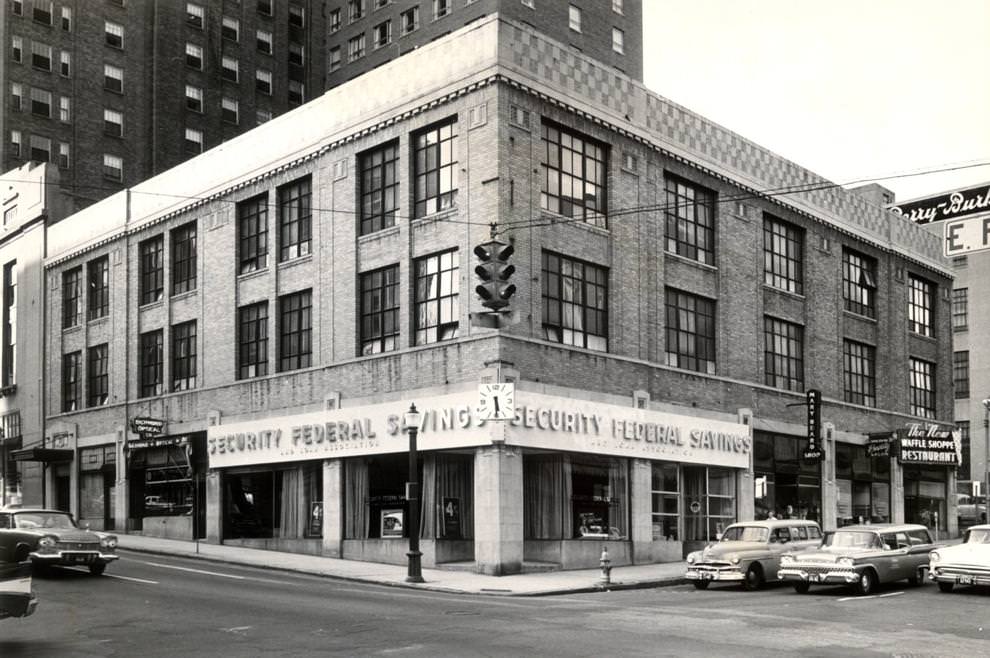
<box><xmin>929</xmin><ymin>568</ymin><xmax>990</xmax><ymax>587</ymax></box>
<box><xmin>777</xmin><ymin>567</ymin><xmax>859</xmax><ymax>585</ymax></box>
<box><xmin>684</xmin><ymin>568</ymin><xmax>744</xmax><ymax>582</ymax></box>
<box><xmin>30</xmin><ymin>551</ymin><xmax>119</xmax><ymax>565</ymax></box>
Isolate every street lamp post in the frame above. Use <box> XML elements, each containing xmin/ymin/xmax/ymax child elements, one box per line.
<box><xmin>404</xmin><ymin>403</ymin><xmax>424</xmax><ymax>583</ymax></box>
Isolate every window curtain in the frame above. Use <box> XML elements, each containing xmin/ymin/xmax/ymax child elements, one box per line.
<box><xmin>436</xmin><ymin>454</ymin><xmax>473</xmax><ymax>539</ymax></box>
<box><xmin>278</xmin><ymin>468</ymin><xmax>302</xmax><ymax>538</ymax></box>
<box><xmin>345</xmin><ymin>458</ymin><xmax>369</xmax><ymax>539</ymax></box>
<box><xmin>524</xmin><ymin>454</ymin><xmax>572</xmax><ymax>539</ymax></box>
<box><xmin>608</xmin><ymin>459</ymin><xmax>628</xmax><ymax>538</ymax></box>
<box><xmin>420</xmin><ymin>455</ymin><xmax>437</xmax><ymax>539</ymax></box>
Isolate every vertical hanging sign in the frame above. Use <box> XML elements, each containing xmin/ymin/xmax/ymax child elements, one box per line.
<box><xmin>803</xmin><ymin>389</ymin><xmax>823</xmax><ymax>461</ymax></box>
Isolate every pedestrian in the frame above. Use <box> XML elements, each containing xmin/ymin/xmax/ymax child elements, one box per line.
<box><xmin>767</xmin><ymin>510</ymin><xmax>778</xmax><ymax>520</ymax></box>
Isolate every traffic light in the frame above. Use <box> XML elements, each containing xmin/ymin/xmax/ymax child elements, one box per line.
<box><xmin>474</xmin><ymin>239</ymin><xmax>516</xmax><ymax>311</ymax></box>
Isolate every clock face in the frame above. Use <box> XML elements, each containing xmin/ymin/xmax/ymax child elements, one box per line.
<box><xmin>478</xmin><ymin>383</ymin><xmax>515</xmax><ymax>421</ymax></box>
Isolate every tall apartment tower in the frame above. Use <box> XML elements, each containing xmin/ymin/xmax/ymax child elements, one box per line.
<box><xmin>325</xmin><ymin>0</ymin><xmax>643</xmax><ymax>87</ymax></box>
<box><xmin>1</xmin><ymin>0</ymin><xmax>326</xmax><ymax>213</ymax></box>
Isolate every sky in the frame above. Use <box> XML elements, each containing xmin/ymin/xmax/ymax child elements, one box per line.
<box><xmin>641</xmin><ymin>0</ymin><xmax>990</xmax><ymax>203</ymax></box>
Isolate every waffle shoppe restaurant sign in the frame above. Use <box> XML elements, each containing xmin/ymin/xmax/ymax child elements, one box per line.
<box><xmin>207</xmin><ymin>391</ymin><xmax>752</xmax><ymax>469</ymax></box>
<box><xmin>897</xmin><ymin>423</ymin><xmax>961</xmax><ymax>466</ymax></box>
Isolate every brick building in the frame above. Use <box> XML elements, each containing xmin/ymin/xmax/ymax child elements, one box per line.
<box><xmin>39</xmin><ymin>17</ymin><xmax>956</xmax><ymax>574</ymax></box>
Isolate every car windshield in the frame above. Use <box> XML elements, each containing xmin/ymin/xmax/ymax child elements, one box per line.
<box><xmin>720</xmin><ymin>526</ymin><xmax>769</xmax><ymax>542</ymax></box>
<box><xmin>13</xmin><ymin>512</ymin><xmax>77</xmax><ymax>530</ymax></box>
<box><xmin>823</xmin><ymin>530</ymin><xmax>881</xmax><ymax>549</ymax></box>
<box><xmin>966</xmin><ymin>529</ymin><xmax>990</xmax><ymax>544</ymax></box>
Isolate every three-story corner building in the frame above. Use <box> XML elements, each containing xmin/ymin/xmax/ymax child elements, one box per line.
<box><xmin>40</xmin><ymin>17</ymin><xmax>955</xmax><ymax>575</ymax></box>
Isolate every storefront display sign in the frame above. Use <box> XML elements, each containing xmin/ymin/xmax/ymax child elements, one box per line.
<box><xmin>381</xmin><ymin>509</ymin><xmax>404</xmax><ymax>538</ymax></box>
<box><xmin>896</xmin><ymin>423</ymin><xmax>959</xmax><ymax>466</ymax></box>
<box><xmin>867</xmin><ymin>432</ymin><xmax>894</xmax><ymax>458</ymax></box>
<box><xmin>131</xmin><ymin>417</ymin><xmax>166</xmax><ymax>436</ymax></box>
<box><xmin>888</xmin><ymin>184</ymin><xmax>990</xmax><ymax>224</ymax></box>
<box><xmin>129</xmin><ymin>435</ymin><xmax>188</xmax><ymax>450</ymax></box>
<box><xmin>442</xmin><ymin>497</ymin><xmax>461</xmax><ymax>538</ymax></box>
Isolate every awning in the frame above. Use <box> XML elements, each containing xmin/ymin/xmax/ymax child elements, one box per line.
<box><xmin>11</xmin><ymin>447</ymin><xmax>74</xmax><ymax>463</ymax></box>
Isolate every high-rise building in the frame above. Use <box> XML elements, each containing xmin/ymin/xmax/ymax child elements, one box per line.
<box><xmin>1</xmin><ymin>0</ymin><xmax>326</xmax><ymax>213</ymax></box>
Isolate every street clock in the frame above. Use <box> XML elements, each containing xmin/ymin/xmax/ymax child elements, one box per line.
<box><xmin>477</xmin><ymin>383</ymin><xmax>515</xmax><ymax>421</ymax></box>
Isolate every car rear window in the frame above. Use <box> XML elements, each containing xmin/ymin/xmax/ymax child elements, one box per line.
<box><xmin>791</xmin><ymin>526</ymin><xmax>808</xmax><ymax>540</ymax></box>
<box><xmin>906</xmin><ymin>528</ymin><xmax>932</xmax><ymax>545</ymax></box>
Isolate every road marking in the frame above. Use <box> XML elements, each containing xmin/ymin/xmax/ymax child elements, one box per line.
<box><xmin>837</xmin><ymin>591</ymin><xmax>904</xmax><ymax>602</ymax></box>
<box><xmin>143</xmin><ymin>561</ymin><xmax>247</xmax><ymax>580</ymax></box>
<box><xmin>63</xmin><ymin>567</ymin><xmax>159</xmax><ymax>584</ymax></box>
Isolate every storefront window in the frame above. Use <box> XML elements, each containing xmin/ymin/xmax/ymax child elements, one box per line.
<box><xmin>904</xmin><ymin>465</ymin><xmax>948</xmax><ymax>532</ymax></box>
<box><xmin>753</xmin><ymin>432</ymin><xmax>821</xmax><ymax>523</ymax></box>
<box><xmin>224</xmin><ymin>462</ymin><xmax>322</xmax><ymax>539</ymax></box>
<box><xmin>79</xmin><ymin>445</ymin><xmax>114</xmax><ymax>529</ymax></box>
<box><xmin>651</xmin><ymin>463</ymin><xmax>679</xmax><ymax>541</ymax></box>
<box><xmin>835</xmin><ymin>443</ymin><xmax>890</xmax><ymax>526</ymax></box>
<box><xmin>684</xmin><ymin>466</ymin><xmax>736</xmax><ymax>541</ymax></box>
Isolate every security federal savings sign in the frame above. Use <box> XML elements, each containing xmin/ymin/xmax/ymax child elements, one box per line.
<box><xmin>207</xmin><ymin>391</ymin><xmax>752</xmax><ymax>469</ymax></box>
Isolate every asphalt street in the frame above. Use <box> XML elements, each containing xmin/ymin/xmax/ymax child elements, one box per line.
<box><xmin>1</xmin><ymin>550</ymin><xmax>987</xmax><ymax>657</ymax></box>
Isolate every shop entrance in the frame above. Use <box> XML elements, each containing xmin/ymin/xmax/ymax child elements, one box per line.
<box><xmin>753</xmin><ymin>432</ymin><xmax>821</xmax><ymax>524</ymax></box>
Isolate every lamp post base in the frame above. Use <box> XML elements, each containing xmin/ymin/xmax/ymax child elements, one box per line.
<box><xmin>406</xmin><ymin>550</ymin><xmax>424</xmax><ymax>583</ymax></box>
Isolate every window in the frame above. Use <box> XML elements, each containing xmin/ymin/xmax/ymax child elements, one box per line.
<box><xmin>58</xmin><ymin>142</ymin><xmax>69</xmax><ymax>168</ymax></box>
<box><xmin>139</xmin><ymin>329</ymin><xmax>164</xmax><ymax>398</ymax></box>
<box><xmin>186</xmin><ymin>43</ymin><xmax>203</xmax><ymax>69</ymax></box>
<box><xmin>59</xmin><ymin>96</ymin><xmax>70</xmax><ymax>122</ymax></box>
<box><xmin>139</xmin><ymin>235</ymin><xmax>164</xmax><ymax>305</ymax></box>
<box><xmin>257</xmin><ymin>109</ymin><xmax>272</xmax><ymax>124</ymax></box>
<box><xmin>31</xmin><ymin>41</ymin><xmax>52</xmax><ymax>70</ymax></box>
<box><xmin>2</xmin><ymin>261</ymin><xmax>15</xmax><ymax>387</ymax></box>
<box><xmin>251</xmin><ymin>69</ymin><xmax>271</xmax><ymax>95</ymax></box>
<box><xmin>843</xmin><ymin>340</ymin><xmax>876</xmax><ymax>407</ymax></box>
<box><xmin>87</xmin><ymin>344</ymin><xmax>109</xmax><ymax>407</ymax></box>
<box><xmin>185</xmin><ymin>85</ymin><xmax>203</xmax><ymax>112</ymax></box>
<box><xmin>665</xmin><ymin>176</ymin><xmax>715</xmax><ymax>265</ymax></box>
<box><xmin>842</xmin><ymin>248</ymin><xmax>877</xmax><ymax>318</ymax></box>
<box><xmin>104</xmin><ymin>108</ymin><xmax>123</xmax><ymax>136</ymax></box>
<box><xmin>59</xmin><ymin>50</ymin><xmax>70</xmax><ymax>76</ymax></box>
<box><xmin>172</xmin><ymin>320</ymin><xmax>197</xmax><ymax>391</ymax></box>
<box><xmin>413</xmin><ymin>119</ymin><xmax>458</xmax><ymax>217</ymax></box>
<box><xmin>9</xmin><ymin>131</ymin><xmax>21</xmax><ymax>158</ymax></box>
<box><xmin>953</xmin><ymin>351</ymin><xmax>969</xmax><ymax>399</ymax></box>
<box><xmin>909</xmin><ymin>357</ymin><xmax>935</xmax><ymax>419</ymax></box>
<box><xmin>665</xmin><ymin>288</ymin><xmax>715</xmax><ymax>374</ymax></box>
<box><xmin>11</xmin><ymin>0</ymin><xmax>21</xmax><ymax>15</ymax></box>
<box><xmin>957</xmin><ymin>421</ymin><xmax>971</xmax><ymax>480</ymax></box>
<box><xmin>29</xmin><ymin>135</ymin><xmax>50</xmax><ymax>161</ymax></box>
<box><xmin>87</xmin><ymin>256</ymin><xmax>109</xmax><ymax>320</ymax></box>
<box><xmin>329</xmin><ymin>8</ymin><xmax>341</xmax><ymax>32</ymax></box>
<box><xmin>763</xmin><ymin>215</ymin><xmax>804</xmax><ymax>294</ymax></box>
<box><xmin>222</xmin><ymin>97</ymin><xmax>239</xmax><ymax>124</ymax></box>
<box><xmin>569</xmin><ymin>5</ymin><xmax>581</xmax><ymax>31</ymax></box>
<box><xmin>238</xmin><ymin>302</ymin><xmax>269</xmax><ymax>379</ymax></box>
<box><xmin>30</xmin><ymin>88</ymin><xmax>52</xmax><ymax>117</ymax></box>
<box><xmin>329</xmin><ymin>47</ymin><xmax>341</xmax><ymax>72</ymax></box>
<box><xmin>612</xmin><ymin>0</ymin><xmax>623</xmax><ymax>14</ymax></box>
<box><xmin>542</xmin><ymin>251</ymin><xmax>608</xmax><ymax>351</ymax></box>
<box><xmin>288</xmin><ymin>80</ymin><xmax>304</xmax><ymax>104</ymax></box>
<box><xmin>33</xmin><ymin>1</ymin><xmax>53</xmax><ymax>25</ymax></box>
<box><xmin>415</xmin><ymin>250</ymin><xmax>459</xmax><ymax>345</ymax></box>
<box><xmin>221</xmin><ymin>56</ymin><xmax>239</xmax><ymax>82</ymax></box>
<box><xmin>185</xmin><ymin>128</ymin><xmax>203</xmax><ymax>154</ymax></box>
<box><xmin>11</xmin><ymin>36</ymin><xmax>22</xmax><ymax>63</ymax></box>
<box><xmin>186</xmin><ymin>3</ymin><xmax>204</xmax><ymax>28</ymax></box>
<box><xmin>540</xmin><ymin>121</ymin><xmax>607</xmax><ymax>228</ymax></box>
<box><xmin>105</xmin><ymin>21</ymin><xmax>124</xmax><ymax>48</ymax></box>
<box><xmin>257</xmin><ymin>0</ymin><xmax>273</xmax><ymax>15</ymax></box>
<box><xmin>288</xmin><ymin>42</ymin><xmax>304</xmax><ymax>65</ymax></box>
<box><xmin>612</xmin><ymin>27</ymin><xmax>624</xmax><ymax>54</ymax></box>
<box><xmin>62</xmin><ymin>267</ymin><xmax>82</xmax><ymax>329</ymax></box>
<box><xmin>348</xmin><ymin>34</ymin><xmax>365</xmax><ymax>61</ymax></box>
<box><xmin>348</xmin><ymin>0</ymin><xmax>364</xmax><ymax>21</ymax></box>
<box><xmin>103</xmin><ymin>154</ymin><xmax>122</xmax><ymax>181</ymax></box>
<box><xmin>222</xmin><ymin>16</ymin><xmax>239</xmax><ymax>41</ymax></box>
<box><xmin>288</xmin><ymin>4</ymin><xmax>305</xmax><ymax>27</ymax></box>
<box><xmin>62</xmin><ymin>351</ymin><xmax>82</xmax><ymax>412</ymax></box>
<box><xmin>278</xmin><ymin>290</ymin><xmax>312</xmax><ymax>371</ymax></box>
<box><xmin>360</xmin><ymin>266</ymin><xmax>399</xmax><ymax>355</ymax></box>
<box><xmin>257</xmin><ymin>29</ymin><xmax>273</xmax><ymax>54</ymax></box>
<box><xmin>433</xmin><ymin>0</ymin><xmax>449</xmax><ymax>19</ymax></box>
<box><xmin>764</xmin><ymin>317</ymin><xmax>804</xmax><ymax>391</ymax></box>
<box><xmin>277</xmin><ymin>176</ymin><xmax>311</xmax><ymax>261</ymax></box>
<box><xmin>104</xmin><ymin>64</ymin><xmax>123</xmax><ymax>93</ymax></box>
<box><xmin>651</xmin><ymin>463</ymin><xmax>679</xmax><ymax>541</ymax></box>
<box><xmin>359</xmin><ymin>141</ymin><xmax>399</xmax><ymax>235</ymax></box>
<box><xmin>171</xmin><ymin>222</ymin><xmax>197</xmax><ymax>295</ymax></box>
<box><xmin>908</xmin><ymin>275</ymin><xmax>934</xmax><ymax>337</ymax></box>
<box><xmin>521</xmin><ymin>0</ymin><xmax>534</xmax><ymax>8</ymax></box>
<box><xmin>373</xmin><ymin>20</ymin><xmax>391</xmax><ymax>48</ymax></box>
<box><xmin>951</xmin><ymin>288</ymin><xmax>967</xmax><ymax>330</ymax></box>
<box><xmin>238</xmin><ymin>194</ymin><xmax>268</xmax><ymax>273</ymax></box>
<box><xmin>11</xmin><ymin>83</ymin><xmax>23</xmax><ymax>112</ymax></box>
<box><xmin>401</xmin><ymin>7</ymin><xmax>419</xmax><ymax>33</ymax></box>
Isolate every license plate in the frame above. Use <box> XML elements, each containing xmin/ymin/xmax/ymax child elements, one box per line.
<box><xmin>957</xmin><ymin>575</ymin><xmax>974</xmax><ymax>585</ymax></box>
<box><xmin>699</xmin><ymin>573</ymin><xmax>713</xmax><ymax>580</ymax></box>
<box><xmin>809</xmin><ymin>574</ymin><xmax>821</xmax><ymax>583</ymax></box>
<box><xmin>68</xmin><ymin>555</ymin><xmax>92</xmax><ymax>564</ymax></box>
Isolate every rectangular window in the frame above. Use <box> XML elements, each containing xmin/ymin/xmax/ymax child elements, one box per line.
<box><xmin>221</xmin><ymin>56</ymin><xmax>239</xmax><ymax>82</ymax></box>
<box><xmin>951</xmin><ymin>288</ymin><xmax>967</xmax><ymax>330</ymax></box>
<box><xmin>139</xmin><ymin>329</ymin><xmax>164</xmax><ymax>398</ymax></box>
<box><xmin>104</xmin><ymin>108</ymin><xmax>123</xmax><ymax>136</ymax></box>
<box><xmin>329</xmin><ymin>9</ymin><xmax>341</xmax><ymax>31</ymax></box>
<box><xmin>360</xmin><ymin>266</ymin><xmax>399</xmax><ymax>355</ymax></box>
<box><xmin>843</xmin><ymin>340</ymin><xmax>876</xmax><ymax>407</ymax></box>
<box><xmin>11</xmin><ymin>36</ymin><xmax>22</xmax><ymax>63</ymax></box>
<box><xmin>33</xmin><ymin>0</ymin><xmax>53</xmax><ymax>24</ymax></box>
<box><xmin>222</xmin><ymin>16</ymin><xmax>240</xmax><ymax>41</ymax></box>
<box><xmin>222</xmin><ymin>97</ymin><xmax>239</xmax><ymax>124</ymax></box>
<box><xmin>957</xmin><ymin>421</ymin><xmax>971</xmax><ymax>480</ymax></box>
<box><xmin>59</xmin><ymin>50</ymin><xmax>70</xmax><ymax>76</ymax></box>
<box><xmin>908</xmin><ymin>275</ymin><xmax>934</xmax><ymax>337</ymax></box>
<box><xmin>2</xmin><ymin>261</ymin><xmax>15</xmax><ymax>387</ymax></box>
<box><xmin>665</xmin><ymin>175</ymin><xmax>715</xmax><ymax>265</ymax></box>
<box><xmin>278</xmin><ymin>289</ymin><xmax>312</xmax><ymax>371</ymax></box>
<box><xmin>909</xmin><ymin>357</ymin><xmax>935</xmax><ymax>419</ymax></box>
<box><xmin>31</xmin><ymin>41</ymin><xmax>52</xmax><ymax>70</ymax></box>
<box><xmin>651</xmin><ymin>463</ymin><xmax>679</xmax><ymax>541</ymax></box>
<box><xmin>612</xmin><ymin>0</ymin><xmax>624</xmax><ymax>14</ymax></box>
<box><xmin>186</xmin><ymin>43</ymin><xmax>203</xmax><ymax>69</ymax></box>
<box><xmin>9</xmin><ymin>131</ymin><xmax>21</xmax><ymax>158</ymax></box>
<box><xmin>105</xmin><ymin>21</ymin><xmax>124</xmax><ymax>48</ymax></box>
<box><xmin>186</xmin><ymin>3</ymin><xmax>204</xmax><ymax>28</ymax></box>
<box><xmin>359</xmin><ymin>141</ymin><xmax>399</xmax><ymax>235</ymax></box>
<box><xmin>953</xmin><ymin>351</ymin><xmax>969</xmax><ymax>399</ymax></box>
<box><xmin>171</xmin><ymin>320</ymin><xmax>197</xmax><ymax>391</ymax></box>
<box><xmin>185</xmin><ymin>128</ymin><xmax>203</xmax><ymax>154</ymax></box>
<box><xmin>278</xmin><ymin>176</ymin><xmax>311</xmax><ymax>261</ymax></box>
<box><xmin>373</xmin><ymin>20</ymin><xmax>391</xmax><ymax>48</ymax></box>
<box><xmin>842</xmin><ymin>248</ymin><xmax>877</xmax><ymax>318</ymax></box>
<box><xmin>257</xmin><ymin>29</ymin><xmax>273</xmax><ymax>54</ymax></box>
<box><xmin>87</xmin><ymin>256</ymin><xmax>109</xmax><ymax>320</ymax></box>
<box><xmin>104</xmin><ymin>64</ymin><xmax>123</xmax><ymax>93</ymax></box>
<box><xmin>288</xmin><ymin>80</ymin><xmax>304</xmax><ymax>104</ymax></box>
<box><xmin>30</xmin><ymin>88</ymin><xmax>52</xmax><ymax>117</ymax></box>
<box><xmin>11</xmin><ymin>83</ymin><xmax>23</xmax><ymax>112</ymax></box>
<box><xmin>764</xmin><ymin>316</ymin><xmax>804</xmax><ymax>391</ymax></box>
<box><xmin>348</xmin><ymin>0</ymin><xmax>364</xmax><ymax>21</ymax></box>
<box><xmin>62</xmin><ymin>267</ymin><xmax>82</xmax><ymax>329</ymax></box>
<box><xmin>329</xmin><ymin>47</ymin><xmax>341</xmax><ymax>72</ymax></box>
<box><xmin>58</xmin><ymin>142</ymin><xmax>69</xmax><ymax>169</ymax></box>
<box><xmin>348</xmin><ymin>34</ymin><xmax>365</xmax><ymax>61</ymax></box>
<box><xmin>256</xmin><ymin>69</ymin><xmax>272</xmax><ymax>94</ymax></box>
<box><xmin>415</xmin><ymin>250</ymin><xmax>459</xmax><ymax>345</ymax></box>
<box><xmin>62</xmin><ymin>351</ymin><xmax>81</xmax><ymax>412</ymax></box>
<box><xmin>59</xmin><ymin>96</ymin><xmax>70</xmax><ymax>122</ymax></box>
<box><xmin>139</xmin><ymin>235</ymin><xmax>164</xmax><ymax>305</ymax></box>
<box><xmin>238</xmin><ymin>194</ymin><xmax>269</xmax><ymax>274</ymax></box>
<box><xmin>86</xmin><ymin>344</ymin><xmax>109</xmax><ymax>407</ymax></box>
<box><xmin>30</xmin><ymin>135</ymin><xmax>51</xmax><ymax>161</ymax></box>
<box><xmin>612</xmin><ymin>27</ymin><xmax>624</xmax><ymax>54</ymax></box>
<box><xmin>238</xmin><ymin>301</ymin><xmax>269</xmax><ymax>379</ymax></box>
<box><xmin>665</xmin><ymin>288</ymin><xmax>716</xmax><ymax>374</ymax></box>
<box><xmin>185</xmin><ymin>85</ymin><xmax>203</xmax><ymax>112</ymax></box>
<box><xmin>103</xmin><ymin>154</ymin><xmax>122</xmax><ymax>181</ymax></box>
<box><xmin>763</xmin><ymin>215</ymin><xmax>804</xmax><ymax>294</ymax></box>
<box><xmin>171</xmin><ymin>222</ymin><xmax>197</xmax><ymax>295</ymax></box>
<box><xmin>542</xmin><ymin>251</ymin><xmax>608</xmax><ymax>352</ymax></box>
<box><xmin>569</xmin><ymin>5</ymin><xmax>581</xmax><ymax>31</ymax></box>
<box><xmin>288</xmin><ymin>42</ymin><xmax>304</xmax><ymax>66</ymax></box>
<box><xmin>433</xmin><ymin>0</ymin><xmax>449</xmax><ymax>19</ymax></box>
<box><xmin>257</xmin><ymin>109</ymin><xmax>272</xmax><ymax>124</ymax></box>
<box><xmin>401</xmin><ymin>7</ymin><xmax>419</xmax><ymax>33</ymax></box>
<box><xmin>257</xmin><ymin>0</ymin><xmax>273</xmax><ymax>15</ymax></box>
<box><xmin>541</xmin><ymin>121</ymin><xmax>607</xmax><ymax>228</ymax></box>
<box><xmin>413</xmin><ymin>119</ymin><xmax>458</xmax><ymax>217</ymax></box>
<box><xmin>288</xmin><ymin>4</ymin><xmax>305</xmax><ymax>26</ymax></box>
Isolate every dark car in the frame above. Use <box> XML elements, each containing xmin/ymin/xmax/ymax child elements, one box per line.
<box><xmin>0</xmin><ymin>522</ymin><xmax>38</xmax><ymax>619</ymax></box>
<box><xmin>0</xmin><ymin>508</ymin><xmax>119</xmax><ymax>576</ymax></box>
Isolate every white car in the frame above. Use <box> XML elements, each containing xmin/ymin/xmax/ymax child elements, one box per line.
<box><xmin>928</xmin><ymin>524</ymin><xmax>990</xmax><ymax>592</ymax></box>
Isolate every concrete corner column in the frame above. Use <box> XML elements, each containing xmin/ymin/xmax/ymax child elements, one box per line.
<box><xmin>323</xmin><ymin>459</ymin><xmax>343</xmax><ymax>557</ymax></box>
<box><xmin>114</xmin><ymin>427</ymin><xmax>129</xmax><ymax>532</ymax></box>
<box><xmin>630</xmin><ymin>458</ymin><xmax>652</xmax><ymax>563</ymax></box>
<box><xmin>820</xmin><ymin>423</ymin><xmax>837</xmax><ymax>530</ymax></box>
<box><xmin>891</xmin><ymin>456</ymin><xmax>905</xmax><ymax>524</ymax></box>
<box><xmin>205</xmin><ymin>471</ymin><xmax>222</xmax><ymax>543</ymax></box>
<box><xmin>473</xmin><ymin>443</ymin><xmax>523</xmax><ymax>575</ymax></box>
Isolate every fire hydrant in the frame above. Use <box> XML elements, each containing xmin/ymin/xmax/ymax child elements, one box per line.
<box><xmin>599</xmin><ymin>546</ymin><xmax>612</xmax><ymax>587</ymax></box>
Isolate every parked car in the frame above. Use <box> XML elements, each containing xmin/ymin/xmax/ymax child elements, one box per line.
<box><xmin>956</xmin><ymin>494</ymin><xmax>987</xmax><ymax>528</ymax></box>
<box><xmin>685</xmin><ymin>520</ymin><xmax>823</xmax><ymax>590</ymax></box>
<box><xmin>778</xmin><ymin>523</ymin><xmax>934</xmax><ymax>595</ymax></box>
<box><xmin>0</xmin><ymin>508</ymin><xmax>119</xmax><ymax>576</ymax></box>
<box><xmin>928</xmin><ymin>523</ymin><xmax>990</xmax><ymax>592</ymax></box>
<box><xmin>0</xmin><ymin>524</ymin><xmax>38</xmax><ymax>619</ymax></box>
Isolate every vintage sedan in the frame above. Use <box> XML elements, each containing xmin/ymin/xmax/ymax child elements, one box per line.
<box><xmin>0</xmin><ymin>508</ymin><xmax>119</xmax><ymax>576</ymax></box>
<box><xmin>778</xmin><ymin>523</ymin><xmax>934</xmax><ymax>596</ymax></box>
<box><xmin>0</xmin><ymin>525</ymin><xmax>38</xmax><ymax>619</ymax></box>
<box><xmin>928</xmin><ymin>523</ymin><xmax>990</xmax><ymax>592</ymax></box>
<box><xmin>685</xmin><ymin>520</ymin><xmax>823</xmax><ymax>590</ymax></box>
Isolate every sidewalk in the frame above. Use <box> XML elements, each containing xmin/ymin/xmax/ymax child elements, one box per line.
<box><xmin>116</xmin><ymin>534</ymin><xmax>687</xmax><ymax>596</ymax></box>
